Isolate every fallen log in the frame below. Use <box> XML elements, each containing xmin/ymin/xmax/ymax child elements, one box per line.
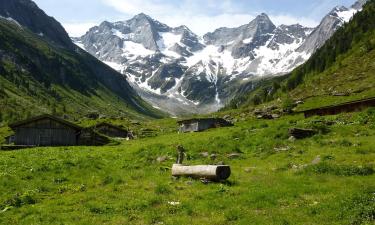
<box><xmin>172</xmin><ymin>164</ymin><xmax>231</xmax><ymax>180</ymax></box>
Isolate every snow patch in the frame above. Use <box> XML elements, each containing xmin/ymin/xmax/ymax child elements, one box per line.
<box><xmin>157</xmin><ymin>32</ymin><xmax>183</xmax><ymax>58</ymax></box>
<box><xmin>74</xmin><ymin>41</ymin><xmax>86</xmax><ymax>50</ymax></box>
<box><xmin>184</xmin><ymin>45</ymin><xmax>251</xmax><ymax>77</ymax></box>
<box><xmin>243</xmin><ymin>38</ymin><xmax>253</xmax><ymax>44</ymax></box>
<box><xmin>253</xmin><ymin>37</ymin><xmax>308</xmax><ymax>76</ymax></box>
<box><xmin>103</xmin><ymin>61</ymin><xmax>124</xmax><ymax>72</ymax></box>
<box><xmin>111</xmin><ymin>29</ymin><xmax>126</xmax><ymax>39</ymax></box>
<box><xmin>336</xmin><ymin>8</ymin><xmax>357</xmax><ymax>22</ymax></box>
<box><xmin>0</xmin><ymin>16</ymin><xmax>22</xmax><ymax>27</ymax></box>
<box><xmin>122</xmin><ymin>41</ymin><xmax>154</xmax><ymax>58</ymax></box>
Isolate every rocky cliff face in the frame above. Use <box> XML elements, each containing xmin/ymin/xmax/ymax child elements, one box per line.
<box><xmin>297</xmin><ymin>6</ymin><xmax>358</xmax><ymax>54</ymax></box>
<box><xmin>0</xmin><ymin>0</ymin><xmax>74</xmax><ymax>49</ymax></box>
<box><xmin>0</xmin><ymin>0</ymin><xmax>161</xmax><ymax>118</ymax></box>
<box><xmin>75</xmin><ymin>0</ymin><xmax>366</xmax><ymax>115</ymax></box>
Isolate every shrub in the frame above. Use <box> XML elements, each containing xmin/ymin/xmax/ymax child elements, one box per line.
<box><xmin>339</xmin><ymin>139</ymin><xmax>353</xmax><ymax>147</ymax></box>
<box><xmin>282</xmin><ymin>97</ymin><xmax>295</xmax><ymax>113</ymax></box>
<box><xmin>102</xmin><ymin>176</ymin><xmax>114</xmax><ymax>186</ymax></box>
<box><xmin>4</xmin><ymin>191</ymin><xmax>37</xmax><ymax>208</ymax></box>
<box><xmin>155</xmin><ymin>184</ymin><xmax>172</xmax><ymax>195</ymax></box>
<box><xmin>310</xmin><ymin>123</ymin><xmax>330</xmax><ymax>135</ymax></box>
<box><xmin>338</xmin><ymin>190</ymin><xmax>375</xmax><ymax>225</ymax></box>
<box><xmin>225</xmin><ymin>209</ymin><xmax>241</xmax><ymax>222</ymax></box>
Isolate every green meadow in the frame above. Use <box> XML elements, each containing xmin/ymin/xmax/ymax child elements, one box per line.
<box><xmin>0</xmin><ymin>109</ymin><xmax>374</xmax><ymax>225</ymax></box>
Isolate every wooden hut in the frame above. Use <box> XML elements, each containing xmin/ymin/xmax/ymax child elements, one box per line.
<box><xmin>302</xmin><ymin>97</ymin><xmax>375</xmax><ymax>118</ymax></box>
<box><xmin>8</xmin><ymin>114</ymin><xmax>109</xmax><ymax>147</ymax></box>
<box><xmin>91</xmin><ymin>122</ymin><xmax>129</xmax><ymax>138</ymax></box>
<box><xmin>8</xmin><ymin>114</ymin><xmax>82</xmax><ymax>146</ymax></box>
<box><xmin>178</xmin><ymin>118</ymin><xmax>233</xmax><ymax>133</ymax></box>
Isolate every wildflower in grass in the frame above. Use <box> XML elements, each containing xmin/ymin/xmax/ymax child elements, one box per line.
<box><xmin>167</xmin><ymin>201</ymin><xmax>180</xmax><ymax>206</ymax></box>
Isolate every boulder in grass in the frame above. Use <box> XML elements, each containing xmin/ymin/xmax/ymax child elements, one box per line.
<box><xmin>289</xmin><ymin>128</ymin><xmax>316</xmax><ymax>139</ymax></box>
<box><xmin>157</xmin><ymin>156</ymin><xmax>168</xmax><ymax>163</ymax></box>
<box><xmin>257</xmin><ymin>114</ymin><xmax>274</xmax><ymax>120</ymax></box>
<box><xmin>199</xmin><ymin>152</ymin><xmax>209</xmax><ymax>158</ymax></box>
<box><xmin>227</xmin><ymin>153</ymin><xmax>242</xmax><ymax>159</ymax></box>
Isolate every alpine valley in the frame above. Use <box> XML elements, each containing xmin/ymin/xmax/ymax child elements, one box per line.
<box><xmin>74</xmin><ymin>0</ymin><xmax>367</xmax><ymax>115</ymax></box>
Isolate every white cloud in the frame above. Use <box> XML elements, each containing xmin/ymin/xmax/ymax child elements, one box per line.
<box><xmin>102</xmin><ymin>0</ymin><xmax>175</xmax><ymax>15</ymax></box>
<box><xmin>92</xmin><ymin>0</ymin><xmax>320</xmax><ymax>36</ymax></box>
<box><xmin>269</xmin><ymin>15</ymin><xmax>319</xmax><ymax>28</ymax></box>
<box><xmin>62</xmin><ymin>22</ymin><xmax>98</xmax><ymax>37</ymax></box>
<box><xmin>161</xmin><ymin>13</ymin><xmax>256</xmax><ymax>35</ymax></box>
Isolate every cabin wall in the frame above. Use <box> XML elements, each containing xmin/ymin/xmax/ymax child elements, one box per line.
<box><xmin>13</xmin><ymin>118</ymin><xmax>78</xmax><ymax>146</ymax></box>
<box><xmin>198</xmin><ymin>120</ymin><xmax>215</xmax><ymax>131</ymax></box>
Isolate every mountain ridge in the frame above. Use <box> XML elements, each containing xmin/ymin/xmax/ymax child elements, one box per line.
<box><xmin>224</xmin><ymin>0</ymin><xmax>374</xmax><ymax>112</ymax></box>
<box><xmin>74</xmin><ymin>0</ymin><xmax>366</xmax><ymax>116</ymax></box>
<box><xmin>0</xmin><ymin>0</ymin><xmax>164</xmax><ymax>122</ymax></box>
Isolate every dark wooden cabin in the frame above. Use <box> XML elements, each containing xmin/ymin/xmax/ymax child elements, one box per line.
<box><xmin>302</xmin><ymin>97</ymin><xmax>375</xmax><ymax>118</ymax></box>
<box><xmin>9</xmin><ymin>114</ymin><xmax>82</xmax><ymax>146</ymax></box>
<box><xmin>8</xmin><ymin>115</ymin><xmax>110</xmax><ymax>147</ymax></box>
<box><xmin>178</xmin><ymin>118</ymin><xmax>233</xmax><ymax>133</ymax></box>
<box><xmin>91</xmin><ymin>122</ymin><xmax>129</xmax><ymax>138</ymax></box>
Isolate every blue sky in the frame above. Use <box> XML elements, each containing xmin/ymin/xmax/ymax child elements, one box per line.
<box><xmin>33</xmin><ymin>0</ymin><xmax>356</xmax><ymax>37</ymax></box>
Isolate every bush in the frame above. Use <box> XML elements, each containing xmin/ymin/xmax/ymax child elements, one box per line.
<box><xmin>4</xmin><ymin>191</ymin><xmax>37</xmax><ymax>208</ymax></box>
<box><xmin>310</xmin><ymin>123</ymin><xmax>330</xmax><ymax>135</ymax></box>
<box><xmin>282</xmin><ymin>97</ymin><xmax>295</xmax><ymax>113</ymax></box>
<box><xmin>338</xmin><ymin>190</ymin><xmax>375</xmax><ymax>225</ymax></box>
<box><xmin>339</xmin><ymin>139</ymin><xmax>353</xmax><ymax>147</ymax></box>
<box><xmin>155</xmin><ymin>184</ymin><xmax>172</xmax><ymax>195</ymax></box>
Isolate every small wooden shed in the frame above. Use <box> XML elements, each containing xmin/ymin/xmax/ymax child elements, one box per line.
<box><xmin>302</xmin><ymin>97</ymin><xmax>375</xmax><ymax>118</ymax></box>
<box><xmin>178</xmin><ymin>118</ymin><xmax>233</xmax><ymax>133</ymax></box>
<box><xmin>9</xmin><ymin>114</ymin><xmax>82</xmax><ymax>146</ymax></box>
<box><xmin>8</xmin><ymin>114</ymin><xmax>110</xmax><ymax>147</ymax></box>
<box><xmin>91</xmin><ymin>122</ymin><xmax>129</xmax><ymax>138</ymax></box>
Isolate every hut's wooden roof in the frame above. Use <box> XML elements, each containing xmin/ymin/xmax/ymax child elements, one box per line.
<box><xmin>92</xmin><ymin>122</ymin><xmax>128</xmax><ymax>132</ymax></box>
<box><xmin>9</xmin><ymin>114</ymin><xmax>82</xmax><ymax>130</ymax></box>
<box><xmin>300</xmin><ymin>97</ymin><xmax>375</xmax><ymax>113</ymax></box>
<box><xmin>177</xmin><ymin>118</ymin><xmax>224</xmax><ymax>124</ymax></box>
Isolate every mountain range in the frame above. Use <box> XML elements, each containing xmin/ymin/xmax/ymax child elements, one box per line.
<box><xmin>74</xmin><ymin>0</ymin><xmax>367</xmax><ymax>115</ymax></box>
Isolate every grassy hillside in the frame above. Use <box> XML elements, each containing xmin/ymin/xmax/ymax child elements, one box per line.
<box><xmin>0</xmin><ymin>18</ymin><xmax>165</xmax><ymax>124</ymax></box>
<box><xmin>0</xmin><ymin>108</ymin><xmax>374</xmax><ymax>224</ymax></box>
<box><xmin>226</xmin><ymin>0</ymin><xmax>375</xmax><ymax>111</ymax></box>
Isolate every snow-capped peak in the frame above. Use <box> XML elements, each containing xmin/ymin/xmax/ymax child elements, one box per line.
<box><xmin>74</xmin><ymin>1</ymin><xmax>364</xmax><ymax>115</ymax></box>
